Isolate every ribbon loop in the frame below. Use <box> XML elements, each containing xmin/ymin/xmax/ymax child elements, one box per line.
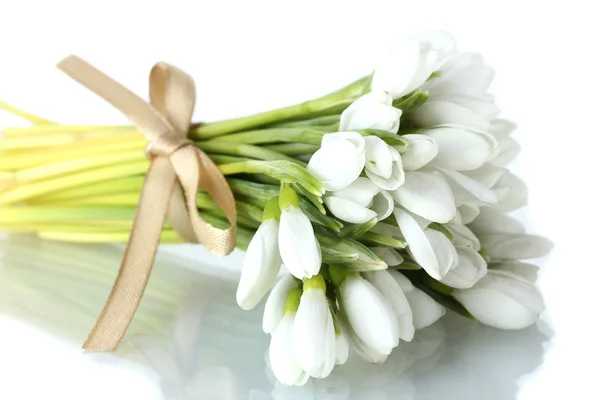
<box><xmin>57</xmin><ymin>56</ymin><xmax>238</xmax><ymax>351</ymax></box>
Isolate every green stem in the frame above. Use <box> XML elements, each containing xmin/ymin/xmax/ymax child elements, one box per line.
<box><xmin>208</xmin><ymin>128</ymin><xmax>325</xmax><ymax>146</ymax></box>
<box><xmin>189</xmin><ymin>77</ymin><xmax>369</xmax><ymax>140</ymax></box>
<box><xmin>198</xmin><ymin>142</ymin><xmax>303</xmax><ymax>165</ymax></box>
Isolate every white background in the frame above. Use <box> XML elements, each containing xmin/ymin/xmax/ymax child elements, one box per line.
<box><xmin>1</xmin><ymin>1</ymin><xmax>599</xmax><ymax>399</ymax></box>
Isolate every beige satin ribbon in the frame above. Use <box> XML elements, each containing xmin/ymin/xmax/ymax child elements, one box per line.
<box><xmin>57</xmin><ymin>56</ymin><xmax>237</xmax><ymax>351</ymax></box>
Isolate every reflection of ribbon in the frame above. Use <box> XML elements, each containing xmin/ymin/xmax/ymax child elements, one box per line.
<box><xmin>58</xmin><ymin>56</ymin><xmax>237</xmax><ymax>351</ymax></box>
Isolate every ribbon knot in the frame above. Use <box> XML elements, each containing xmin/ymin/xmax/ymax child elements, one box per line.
<box><xmin>57</xmin><ymin>56</ymin><xmax>238</xmax><ymax>351</ymax></box>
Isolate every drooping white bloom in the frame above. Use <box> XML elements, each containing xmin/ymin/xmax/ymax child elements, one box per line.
<box><xmin>439</xmin><ymin>246</ymin><xmax>487</xmax><ymax>289</ymax></box>
<box><xmin>390</xmin><ymin>270</ymin><xmax>446</xmax><ymax>329</ymax></box>
<box><xmin>489</xmin><ymin>261</ymin><xmax>539</xmax><ymax>283</ymax></box>
<box><xmin>324</xmin><ymin>177</ymin><xmax>393</xmax><ymax>224</ymax></box>
<box><xmin>364</xmin><ymin>136</ymin><xmax>406</xmax><ymax>190</ymax></box>
<box><xmin>371</xmin><ymin>31</ymin><xmax>456</xmax><ymax>99</ymax></box>
<box><xmin>394</xmin><ymin>208</ymin><xmax>458</xmax><ymax>280</ymax></box>
<box><xmin>391</xmin><ymin>171</ymin><xmax>456</xmax><ymax>223</ymax></box>
<box><xmin>339</xmin><ymin>275</ymin><xmax>400</xmax><ymax>356</ymax></box>
<box><xmin>339</xmin><ymin>91</ymin><xmax>402</xmax><ymax>134</ymax></box>
<box><xmin>307</xmin><ymin>132</ymin><xmax>366</xmax><ymax>191</ymax></box>
<box><xmin>279</xmin><ymin>187</ymin><xmax>322</xmax><ymax>279</ymax></box>
<box><xmin>292</xmin><ymin>276</ymin><xmax>336</xmax><ymax>378</ymax></box>
<box><xmin>263</xmin><ymin>275</ymin><xmax>298</xmax><ymax>334</ymax></box>
<box><xmin>363</xmin><ymin>270</ymin><xmax>415</xmax><ymax>342</ymax></box>
<box><xmin>401</xmin><ymin>134</ymin><xmax>439</xmax><ymax>170</ymax></box>
<box><xmin>270</xmin><ymin>312</ymin><xmax>310</xmax><ymax>386</ymax></box>
<box><xmin>426</xmin><ymin>126</ymin><xmax>496</xmax><ymax>171</ymax></box>
<box><xmin>236</xmin><ymin>218</ymin><xmax>282</xmax><ymax>310</ymax></box>
<box><xmin>478</xmin><ymin>233</ymin><xmax>554</xmax><ymax>261</ymax></box>
<box><xmin>412</xmin><ymin>53</ymin><xmax>497</xmax><ymax>130</ymax></box>
<box><xmin>453</xmin><ymin>270</ymin><xmax>545</xmax><ymax>329</ymax></box>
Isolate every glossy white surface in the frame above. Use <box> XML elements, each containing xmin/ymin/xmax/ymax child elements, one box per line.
<box><xmin>1</xmin><ymin>1</ymin><xmax>599</xmax><ymax>399</ymax></box>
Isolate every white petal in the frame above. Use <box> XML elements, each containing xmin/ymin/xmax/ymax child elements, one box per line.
<box><xmin>371</xmin><ymin>221</ymin><xmax>406</xmax><ymax>241</ymax></box>
<box><xmin>425</xmin><ymin>229</ymin><xmax>459</xmax><ymax>278</ymax></box>
<box><xmin>335</xmin><ymin>325</ymin><xmax>350</xmax><ymax>365</ymax></box>
<box><xmin>409</xmin><ymin>100</ymin><xmax>491</xmax><ymax>131</ymax></box>
<box><xmin>307</xmin><ymin>132</ymin><xmax>366</xmax><ymax>191</ymax></box>
<box><xmin>340</xmin><ymin>275</ymin><xmax>400</xmax><ymax>355</ymax></box>
<box><xmin>493</xmin><ymin>172</ymin><xmax>528</xmax><ymax>212</ymax></box>
<box><xmin>441</xmin><ymin>168</ymin><xmax>498</xmax><ymax>204</ymax></box>
<box><xmin>371</xmin><ymin>247</ymin><xmax>404</xmax><ymax>267</ymax></box>
<box><xmin>279</xmin><ymin>206</ymin><xmax>322</xmax><ymax>279</ymax></box>
<box><xmin>364</xmin><ymin>136</ymin><xmax>393</xmax><ymax>178</ymax></box>
<box><xmin>401</xmin><ymin>134</ymin><xmax>439</xmax><ymax>170</ymax></box>
<box><xmin>269</xmin><ymin>313</ymin><xmax>306</xmax><ymax>386</ymax></box>
<box><xmin>427</xmin><ymin>127</ymin><xmax>492</xmax><ymax>171</ymax></box>
<box><xmin>263</xmin><ymin>275</ymin><xmax>298</xmax><ymax>334</ymax></box>
<box><xmin>371</xmin><ymin>190</ymin><xmax>394</xmax><ymax>221</ymax></box>
<box><xmin>394</xmin><ymin>208</ymin><xmax>441</xmax><ymax>279</ymax></box>
<box><xmin>479</xmin><ymin>233</ymin><xmax>554</xmax><ymax>260</ymax></box>
<box><xmin>404</xmin><ymin>287</ymin><xmax>447</xmax><ymax>329</ymax></box>
<box><xmin>366</xmin><ymin>156</ymin><xmax>405</xmax><ymax>190</ymax></box>
<box><xmin>440</xmin><ymin>247</ymin><xmax>487</xmax><ymax>289</ymax></box>
<box><xmin>458</xmin><ymin>204</ymin><xmax>481</xmax><ymax>224</ymax></box>
<box><xmin>330</xmin><ymin>177</ymin><xmax>379</xmax><ymax>206</ymax></box>
<box><xmin>454</xmin><ymin>270</ymin><xmax>544</xmax><ymax>329</ymax></box>
<box><xmin>489</xmin><ymin>119</ymin><xmax>517</xmax><ymax>138</ymax></box>
<box><xmin>292</xmin><ymin>289</ymin><xmax>335</xmax><ymax>377</ymax></box>
<box><xmin>371</xmin><ymin>41</ymin><xmax>425</xmax><ymax>99</ymax></box>
<box><xmin>462</xmin><ymin>163</ymin><xmax>505</xmax><ymax>188</ymax></box>
<box><xmin>469</xmin><ymin>207</ymin><xmax>525</xmax><ymax>235</ymax></box>
<box><xmin>392</xmin><ymin>171</ymin><xmax>456</xmax><ymax>223</ymax></box>
<box><xmin>489</xmin><ymin>261</ymin><xmax>539</xmax><ymax>283</ymax></box>
<box><xmin>410</xmin><ymin>30</ymin><xmax>457</xmax><ymax>64</ymax></box>
<box><xmin>446</xmin><ymin>222</ymin><xmax>481</xmax><ymax>250</ymax></box>
<box><xmin>324</xmin><ymin>196</ymin><xmax>377</xmax><ymax>224</ymax></box>
<box><xmin>237</xmin><ymin>220</ymin><xmax>282</xmax><ymax>310</ymax></box>
<box><xmin>364</xmin><ymin>270</ymin><xmax>415</xmax><ymax>342</ymax></box>
<box><xmin>492</xmin><ymin>136</ymin><xmax>521</xmax><ymax>166</ymax></box>
<box><xmin>429</xmin><ymin>93</ymin><xmax>500</xmax><ymax>119</ymax></box>
<box><xmin>340</xmin><ymin>92</ymin><xmax>402</xmax><ymax>134</ymax></box>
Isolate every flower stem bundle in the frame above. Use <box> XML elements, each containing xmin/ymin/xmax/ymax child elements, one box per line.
<box><xmin>0</xmin><ymin>30</ymin><xmax>552</xmax><ymax>386</ymax></box>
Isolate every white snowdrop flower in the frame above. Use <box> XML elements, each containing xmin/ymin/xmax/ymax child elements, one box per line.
<box><xmin>340</xmin><ymin>91</ymin><xmax>402</xmax><ymax>134</ymax></box>
<box><xmin>292</xmin><ymin>275</ymin><xmax>336</xmax><ymax>379</ymax></box>
<box><xmin>364</xmin><ymin>270</ymin><xmax>415</xmax><ymax>342</ymax></box>
<box><xmin>412</xmin><ymin>53</ymin><xmax>497</xmax><ymax>130</ymax></box>
<box><xmin>469</xmin><ymin>207</ymin><xmax>526</xmax><ymax>236</ymax></box>
<box><xmin>391</xmin><ymin>170</ymin><xmax>456</xmax><ymax>223</ymax></box>
<box><xmin>364</xmin><ymin>136</ymin><xmax>406</xmax><ymax>190</ymax></box>
<box><xmin>439</xmin><ymin>246</ymin><xmax>487</xmax><ymax>289</ymax></box>
<box><xmin>324</xmin><ymin>177</ymin><xmax>393</xmax><ymax>224</ymax></box>
<box><xmin>335</xmin><ymin>324</ymin><xmax>350</xmax><ymax>365</ymax></box>
<box><xmin>454</xmin><ymin>270</ymin><xmax>545</xmax><ymax>330</ymax></box>
<box><xmin>425</xmin><ymin>126</ymin><xmax>495</xmax><ymax>171</ymax></box>
<box><xmin>401</xmin><ymin>134</ymin><xmax>439</xmax><ymax>170</ymax></box>
<box><xmin>269</xmin><ymin>288</ymin><xmax>310</xmax><ymax>386</ymax></box>
<box><xmin>446</xmin><ymin>222</ymin><xmax>481</xmax><ymax>250</ymax></box>
<box><xmin>372</xmin><ymin>31</ymin><xmax>456</xmax><ymax>99</ymax></box>
<box><xmin>263</xmin><ymin>274</ymin><xmax>299</xmax><ymax>334</ymax></box>
<box><xmin>390</xmin><ymin>270</ymin><xmax>447</xmax><ymax>329</ymax></box>
<box><xmin>479</xmin><ymin>233</ymin><xmax>554</xmax><ymax>261</ymax></box>
<box><xmin>307</xmin><ymin>131</ymin><xmax>366</xmax><ymax>191</ymax></box>
<box><xmin>237</xmin><ymin>198</ymin><xmax>282</xmax><ymax>310</ymax></box>
<box><xmin>334</xmin><ymin>271</ymin><xmax>400</xmax><ymax>356</ymax></box>
<box><xmin>488</xmin><ymin>261</ymin><xmax>539</xmax><ymax>283</ymax></box>
<box><xmin>278</xmin><ymin>187</ymin><xmax>322</xmax><ymax>280</ymax></box>
<box><xmin>393</xmin><ymin>208</ymin><xmax>458</xmax><ymax>280</ymax></box>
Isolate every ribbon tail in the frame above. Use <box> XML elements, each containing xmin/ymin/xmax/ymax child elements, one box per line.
<box><xmin>83</xmin><ymin>157</ymin><xmax>176</xmax><ymax>351</ymax></box>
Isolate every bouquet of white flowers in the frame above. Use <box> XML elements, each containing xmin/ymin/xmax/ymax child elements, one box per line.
<box><xmin>0</xmin><ymin>30</ymin><xmax>552</xmax><ymax>386</ymax></box>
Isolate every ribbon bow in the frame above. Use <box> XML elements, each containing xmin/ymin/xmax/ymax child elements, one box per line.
<box><xmin>58</xmin><ymin>56</ymin><xmax>237</xmax><ymax>351</ymax></box>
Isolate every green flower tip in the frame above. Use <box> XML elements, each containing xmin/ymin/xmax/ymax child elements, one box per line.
<box><xmin>303</xmin><ymin>274</ymin><xmax>326</xmax><ymax>293</ymax></box>
<box><xmin>279</xmin><ymin>186</ymin><xmax>300</xmax><ymax>210</ymax></box>
<box><xmin>262</xmin><ymin>196</ymin><xmax>281</xmax><ymax>221</ymax></box>
<box><xmin>284</xmin><ymin>288</ymin><xmax>303</xmax><ymax>314</ymax></box>
<box><xmin>328</xmin><ymin>265</ymin><xmax>358</xmax><ymax>287</ymax></box>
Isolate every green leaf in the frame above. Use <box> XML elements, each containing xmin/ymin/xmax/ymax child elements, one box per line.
<box><xmin>392</xmin><ymin>261</ymin><xmax>422</xmax><ymax>271</ymax></box>
<box><xmin>293</xmin><ymin>183</ymin><xmax>325</xmax><ymax>214</ymax></box>
<box><xmin>300</xmin><ymin>200</ymin><xmax>342</xmax><ymax>232</ymax></box>
<box><xmin>316</xmin><ymin>227</ymin><xmax>386</xmax><ymax>271</ymax></box>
